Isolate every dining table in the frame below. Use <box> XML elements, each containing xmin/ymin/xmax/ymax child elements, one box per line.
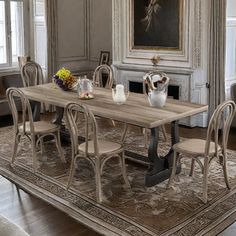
<box><xmin>20</xmin><ymin>83</ymin><xmax>208</xmax><ymax>187</ymax></box>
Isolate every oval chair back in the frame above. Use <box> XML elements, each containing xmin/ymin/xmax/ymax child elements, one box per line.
<box><xmin>65</xmin><ymin>102</ymin><xmax>99</xmax><ymax>157</ymax></box>
<box><xmin>93</xmin><ymin>64</ymin><xmax>113</xmax><ymax>89</ymax></box>
<box><xmin>143</xmin><ymin>71</ymin><xmax>169</xmax><ymax>94</ymax></box>
<box><xmin>205</xmin><ymin>100</ymin><xmax>236</xmax><ymax>156</ymax></box>
<box><xmin>6</xmin><ymin>87</ymin><xmax>35</xmax><ymax>135</ymax></box>
<box><xmin>21</xmin><ymin>61</ymin><xmax>44</xmax><ymax>87</ymax></box>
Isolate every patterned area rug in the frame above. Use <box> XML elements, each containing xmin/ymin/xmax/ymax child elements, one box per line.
<box><xmin>0</xmin><ymin>123</ymin><xmax>236</xmax><ymax>236</ymax></box>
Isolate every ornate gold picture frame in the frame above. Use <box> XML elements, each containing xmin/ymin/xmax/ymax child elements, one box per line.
<box><xmin>131</xmin><ymin>0</ymin><xmax>183</xmax><ymax>50</ymax></box>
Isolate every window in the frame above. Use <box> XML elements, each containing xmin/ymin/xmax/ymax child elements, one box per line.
<box><xmin>0</xmin><ymin>0</ymin><xmax>26</xmax><ymax>68</ymax></box>
<box><xmin>32</xmin><ymin>0</ymin><xmax>47</xmax><ymax>70</ymax></box>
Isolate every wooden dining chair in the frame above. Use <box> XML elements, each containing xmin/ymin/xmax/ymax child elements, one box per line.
<box><xmin>92</xmin><ymin>64</ymin><xmax>115</xmax><ymax>127</ymax></box>
<box><xmin>143</xmin><ymin>71</ymin><xmax>168</xmax><ymax>146</ymax></box>
<box><xmin>6</xmin><ymin>87</ymin><xmax>66</xmax><ymax>172</ymax></box>
<box><xmin>65</xmin><ymin>102</ymin><xmax>130</xmax><ymax>202</ymax></box>
<box><xmin>93</xmin><ymin>64</ymin><xmax>114</xmax><ymax>89</ymax></box>
<box><xmin>20</xmin><ymin>61</ymin><xmax>44</xmax><ymax>87</ymax></box>
<box><xmin>18</xmin><ymin>56</ymin><xmax>30</xmax><ymax>70</ymax></box>
<box><xmin>167</xmin><ymin>100</ymin><xmax>236</xmax><ymax>203</ymax></box>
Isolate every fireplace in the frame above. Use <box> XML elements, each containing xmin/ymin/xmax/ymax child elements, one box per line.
<box><xmin>129</xmin><ymin>81</ymin><xmax>180</xmax><ymax>100</ymax></box>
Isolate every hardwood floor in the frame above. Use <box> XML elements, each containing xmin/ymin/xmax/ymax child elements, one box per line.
<box><xmin>0</xmin><ymin>176</ymin><xmax>99</xmax><ymax>236</ymax></box>
<box><xmin>0</xmin><ymin>116</ymin><xmax>236</xmax><ymax>235</ymax></box>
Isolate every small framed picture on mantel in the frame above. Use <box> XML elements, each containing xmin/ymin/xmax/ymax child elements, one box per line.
<box><xmin>99</xmin><ymin>51</ymin><xmax>110</xmax><ymax>65</ymax></box>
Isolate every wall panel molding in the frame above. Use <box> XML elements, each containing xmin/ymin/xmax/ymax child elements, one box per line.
<box><xmin>57</xmin><ymin>0</ymin><xmax>88</xmax><ymax>63</ymax></box>
<box><xmin>89</xmin><ymin>0</ymin><xmax>112</xmax><ymax>63</ymax></box>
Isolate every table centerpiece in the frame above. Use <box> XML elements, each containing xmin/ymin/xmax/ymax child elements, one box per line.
<box><xmin>53</xmin><ymin>68</ymin><xmax>77</xmax><ymax>91</ymax></box>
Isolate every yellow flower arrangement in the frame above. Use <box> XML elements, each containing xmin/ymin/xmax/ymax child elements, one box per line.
<box><xmin>53</xmin><ymin>68</ymin><xmax>77</xmax><ymax>90</ymax></box>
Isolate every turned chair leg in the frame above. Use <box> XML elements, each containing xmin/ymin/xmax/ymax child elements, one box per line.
<box><xmin>202</xmin><ymin>157</ymin><xmax>209</xmax><ymax>204</ymax></box>
<box><xmin>120</xmin><ymin>152</ymin><xmax>130</xmax><ymax>188</ymax></box>
<box><xmin>31</xmin><ymin>135</ymin><xmax>37</xmax><ymax>173</ymax></box>
<box><xmin>11</xmin><ymin>134</ymin><xmax>19</xmax><ymax>165</ymax></box>
<box><xmin>95</xmin><ymin>159</ymin><xmax>102</xmax><ymax>202</ymax></box>
<box><xmin>167</xmin><ymin>150</ymin><xmax>178</xmax><ymax>188</ymax></box>
<box><xmin>55</xmin><ymin>130</ymin><xmax>66</xmax><ymax>163</ymax></box>
<box><xmin>190</xmin><ymin>159</ymin><xmax>195</xmax><ymax>176</ymax></box>
<box><xmin>67</xmin><ymin>158</ymin><xmax>76</xmax><ymax>190</ymax></box>
<box><xmin>111</xmin><ymin>119</ymin><xmax>116</xmax><ymax>127</ymax></box>
<box><xmin>221</xmin><ymin>154</ymin><xmax>231</xmax><ymax>189</ymax></box>
<box><xmin>143</xmin><ymin>128</ymin><xmax>148</xmax><ymax>148</ymax></box>
<box><xmin>39</xmin><ymin>137</ymin><xmax>45</xmax><ymax>155</ymax></box>
<box><xmin>161</xmin><ymin>125</ymin><xmax>167</xmax><ymax>142</ymax></box>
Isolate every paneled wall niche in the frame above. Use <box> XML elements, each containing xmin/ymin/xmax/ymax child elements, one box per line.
<box><xmin>56</xmin><ymin>0</ymin><xmax>112</xmax><ymax>74</ymax></box>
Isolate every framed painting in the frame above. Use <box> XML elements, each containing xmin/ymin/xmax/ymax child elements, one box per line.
<box><xmin>131</xmin><ymin>0</ymin><xmax>183</xmax><ymax>50</ymax></box>
<box><xmin>99</xmin><ymin>51</ymin><xmax>110</xmax><ymax>65</ymax></box>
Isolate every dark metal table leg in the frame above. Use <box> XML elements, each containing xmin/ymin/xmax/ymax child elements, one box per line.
<box><xmin>52</xmin><ymin>107</ymin><xmax>72</xmax><ymax>142</ymax></box>
<box><xmin>52</xmin><ymin>107</ymin><xmax>64</xmax><ymax>125</ymax></box>
<box><xmin>31</xmin><ymin>102</ymin><xmax>64</xmax><ymax>125</ymax></box>
<box><xmin>145</xmin><ymin>121</ymin><xmax>181</xmax><ymax>187</ymax></box>
<box><xmin>31</xmin><ymin>101</ymin><xmax>41</xmax><ymax>121</ymax></box>
<box><xmin>166</xmin><ymin>121</ymin><xmax>180</xmax><ymax>167</ymax></box>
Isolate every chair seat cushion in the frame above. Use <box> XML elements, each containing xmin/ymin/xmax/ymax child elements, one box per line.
<box><xmin>79</xmin><ymin>140</ymin><xmax>122</xmax><ymax>155</ymax></box>
<box><xmin>173</xmin><ymin>138</ymin><xmax>221</xmax><ymax>155</ymax></box>
<box><xmin>19</xmin><ymin>121</ymin><xmax>59</xmax><ymax>134</ymax></box>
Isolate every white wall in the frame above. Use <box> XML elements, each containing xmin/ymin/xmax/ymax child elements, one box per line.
<box><xmin>56</xmin><ymin>0</ymin><xmax>112</xmax><ymax>74</ymax></box>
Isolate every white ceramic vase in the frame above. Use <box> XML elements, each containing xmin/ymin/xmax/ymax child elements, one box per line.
<box><xmin>143</xmin><ymin>71</ymin><xmax>170</xmax><ymax>108</ymax></box>
<box><xmin>112</xmin><ymin>84</ymin><xmax>128</xmax><ymax>105</ymax></box>
<box><xmin>148</xmin><ymin>90</ymin><xmax>167</xmax><ymax>108</ymax></box>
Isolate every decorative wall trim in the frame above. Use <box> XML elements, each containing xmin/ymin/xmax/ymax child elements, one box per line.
<box><xmin>113</xmin><ymin>0</ymin><xmax>195</xmax><ymax>67</ymax></box>
<box><xmin>112</xmin><ymin>0</ymin><xmax>122</xmax><ymax>63</ymax></box>
<box><xmin>193</xmin><ymin>0</ymin><xmax>202</xmax><ymax>68</ymax></box>
<box><xmin>88</xmin><ymin>0</ymin><xmax>113</xmax><ymax>63</ymax></box>
<box><xmin>56</xmin><ymin>0</ymin><xmax>88</xmax><ymax>63</ymax></box>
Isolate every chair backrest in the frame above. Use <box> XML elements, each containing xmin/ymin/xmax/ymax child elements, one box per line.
<box><xmin>21</xmin><ymin>61</ymin><xmax>44</xmax><ymax>87</ymax></box>
<box><xmin>65</xmin><ymin>102</ymin><xmax>99</xmax><ymax>156</ymax></box>
<box><xmin>143</xmin><ymin>70</ymin><xmax>169</xmax><ymax>94</ymax></box>
<box><xmin>6</xmin><ymin>87</ymin><xmax>35</xmax><ymax>134</ymax></box>
<box><xmin>93</xmin><ymin>64</ymin><xmax>113</xmax><ymax>89</ymax></box>
<box><xmin>18</xmin><ymin>56</ymin><xmax>30</xmax><ymax>70</ymax></box>
<box><xmin>205</xmin><ymin>100</ymin><xmax>236</xmax><ymax>155</ymax></box>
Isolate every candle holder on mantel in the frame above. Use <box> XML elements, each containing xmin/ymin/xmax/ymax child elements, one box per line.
<box><xmin>151</xmin><ymin>56</ymin><xmax>161</xmax><ymax>67</ymax></box>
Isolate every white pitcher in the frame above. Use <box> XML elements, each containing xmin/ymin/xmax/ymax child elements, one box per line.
<box><xmin>148</xmin><ymin>90</ymin><xmax>167</xmax><ymax>107</ymax></box>
<box><xmin>143</xmin><ymin>72</ymin><xmax>170</xmax><ymax>108</ymax></box>
<box><xmin>112</xmin><ymin>84</ymin><xmax>128</xmax><ymax>105</ymax></box>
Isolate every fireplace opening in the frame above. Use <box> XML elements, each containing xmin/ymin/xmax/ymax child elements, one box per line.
<box><xmin>167</xmin><ymin>85</ymin><xmax>180</xmax><ymax>100</ymax></box>
<box><xmin>129</xmin><ymin>81</ymin><xmax>180</xmax><ymax>100</ymax></box>
<box><xmin>129</xmin><ymin>81</ymin><xmax>143</xmax><ymax>94</ymax></box>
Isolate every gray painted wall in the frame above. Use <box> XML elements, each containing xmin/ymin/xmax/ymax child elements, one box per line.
<box><xmin>56</xmin><ymin>0</ymin><xmax>112</xmax><ymax>74</ymax></box>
